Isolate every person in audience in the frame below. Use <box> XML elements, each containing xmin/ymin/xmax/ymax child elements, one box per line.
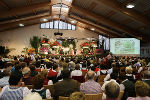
<box><xmin>71</xmin><ymin>64</ymin><xmax>82</xmax><ymax>77</ymax></box>
<box><xmin>105</xmin><ymin>81</ymin><xmax>120</xmax><ymax>100</ymax></box>
<box><xmin>125</xmin><ymin>66</ymin><xmax>135</xmax><ymax>82</ymax></box>
<box><xmin>40</xmin><ymin>69</ymin><xmax>50</xmax><ymax>85</ymax></box>
<box><xmin>11</xmin><ymin>64</ymin><xmax>23</xmax><ymax>77</ymax></box>
<box><xmin>127</xmin><ymin>81</ymin><xmax>150</xmax><ymax>100</ymax></box>
<box><xmin>102</xmin><ymin>73</ymin><xmax>119</xmax><ymax>99</ymax></box>
<box><xmin>119</xmin><ymin>74</ymin><xmax>136</xmax><ymax>100</ymax></box>
<box><xmin>29</xmin><ymin>64</ymin><xmax>38</xmax><ymax>77</ymax></box>
<box><xmin>69</xmin><ymin>92</ymin><xmax>85</xmax><ymax>100</ymax></box>
<box><xmin>48</xmin><ymin>63</ymin><xmax>59</xmax><ymax>84</ymax></box>
<box><xmin>69</xmin><ymin>58</ymin><xmax>76</xmax><ymax>71</ymax></box>
<box><xmin>102</xmin><ymin>73</ymin><xmax>119</xmax><ymax>91</ymax></box>
<box><xmin>48</xmin><ymin>63</ymin><xmax>58</xmax><ymax>77</ymax></box>
<box><xmin>5</xmin><ymin>62</ymin><xmax>12</xmax><ymax>72</ymax></box>
<box><xmin>104</xmin><ymin>67</ymin><xmax>119</xmax><ymax>82</ymax></box>
<box><xmin>31</xmin><ymin>74</ymin><xmax>51</xmax><ymax>99</ymax></box>
<box><xmin>0</xmin><ymin>69</ymin><xmax>11</xmax><ymax>87</ymax></box>
<box><xmin>142</xmin><ymin>70</ymin><xmax>150</xmax><ymax>86</ymax></box>
<box><xmin>23</xmin><ymin>92</ymin><xmax>42</xmax><ymax>100</ymax></box>
<box><xmin>53</xmin><ymin>70</ymin><xmax>79</xmax><ymax>100</ymax></box>
<box><xmin>62</xmin><ymin>63</ymin><xmax>68</xmax><ymax>70</ymax></box>
<box><xmin>0</xmin><ymin>74</ymin><xmax>30</xmax><ymax>100</ymax></box>
<box><xmin>22</xmin><ymin>67</ymin><xmax>32</xmax><ymax>85</ymax></box>
<box><xmin>80</xmin><ymin>70</ymin><xmax>102</xmax><ymax>94</ymax></box>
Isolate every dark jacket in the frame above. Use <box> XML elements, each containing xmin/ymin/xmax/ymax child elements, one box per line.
<box><xmin>53</xmin><ymin>78</ymin><xmax>79</xmax><ymax>100</ymax></box>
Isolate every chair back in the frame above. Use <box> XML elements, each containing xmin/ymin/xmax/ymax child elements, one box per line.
<box><xmin>59</xmin><ymin>96</ymin><xmax>69</xmax><ymax>100</ymax></box>
<box><xmin>72</xmin><ymin>76</ymin><xmax>85</xmax><ymax>83</ymax></box>
<box><xmin>118</xmin><ymin>91</ymin><xmax>124</xmax><ymax>100</ymax></box>
<box><xmin>43</xmin><ymin>98</ymin><xmax>53</xmax><ymax>100</ymax></box>
<box><xmin>85</xmin><ymin>93</ymin><xmax>102</xmax><ymax>100</ymax></box>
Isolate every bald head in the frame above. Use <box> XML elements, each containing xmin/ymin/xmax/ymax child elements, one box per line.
<box><xmin>144</xmin><ymin>70</ymin><xmax>150</xmax><ymax>79</ymax></box>
<box><xmin>87</xmin><ymin>70</ymin><xmax>95</xmax><ymax>80</ymax></box>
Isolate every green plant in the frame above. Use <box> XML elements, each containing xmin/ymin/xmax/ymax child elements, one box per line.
<box><xmin>30</xmin><ymin>36</ymin><xmax>41</xmax><ymax>53</ymax></box>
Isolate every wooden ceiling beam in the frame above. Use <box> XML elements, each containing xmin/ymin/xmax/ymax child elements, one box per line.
<box><xmin>0</xmin><ymin>0</ymin><xmax>10</xmax><ymax>10</ymax></box>
<box><xmin>105</xmin><ymin>10</ymin><xmax>116</xmax><ymax>18</ymax></box>
<box><xmin>121</xmin><ymin>18</ymin><xmax>133</xmax><ymax>25</ymax></box>
<box><xmin>88</xmin><ymin>2</ymin><xmax>97</xmax><ymax>11</ymax></box>
<box><xmin>144</xmin><ymin>9</ymin><xmax>150</xmax><ymax>15</ymax></box>
<box><xmin>0</xmin><ymin>14</ymin><xmax>51</xmax><ymax>29</ymax></box>
<box><xmin>122</xmin><ymin>0</ymin><xmax>135</xmax><ymax>6</ymax></box>
<box><xmin>68</xmin><ymin>15</ymin><xmax>121</xmax><ymax>37</ymax></box>
<box><xmin>98</xmin><ymin>0</ymin><xmax>150</xmax><ymax>27</ymax></box>
<box><xmin>71</xmin><ymin>4</ymin><xmax>141</xmax><ymax>38</ymax></box>
<box><xmin>0</xmin><ymin>1</ymin><xmax>51</xmax><ymax>18</ymax></box>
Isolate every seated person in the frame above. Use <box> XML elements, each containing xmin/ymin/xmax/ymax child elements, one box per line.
<box><xmin>80</xmin><ymin>70</ymin><xmax>102</xmax><ymax>94</ymax></box>
<box><xmin>105</xmin><ymin>81</ymin><xmax>120</xmax><ymax>100</ymax></box>
<box><xmin>0</xmin><ymin>69</ymin><xmax>11</xmax><ymax>87</ymax></box>
<box><xmin>31</xmin><ymin>74</ymin><xmax>51</xmax><ymax>99</ymax></box>
<box><xmin>69</xmin><ymin>92</ymin><xmax>85</xmax><ymax>100</ymax></box>
<box><xmin>127</xmin><ymin>81</ymin><xmax>150</xmax><ymax>100</ymax></box>
<box><xmin>125</xmin><ymin>66</ymin><xmax>135</xmax><ymax>83</ymax></box>
<box><xmin>22</xmin><ymin>67</ymin><xmax>32</xmax><ymax>85</ymax></box>
<box><xmin>29</xmin><ymin>65</ymin><xmax>38</xmax><ymax>77</ymax></box>
<box><xmin>71</xmin><ymin>64</ymin><xmax>82</xmax><ymax>77</ymax></box>
<box><xmin>142</xmin><ymin>70</ymin><xmax>150</xmax><ymax>86</ymax></box>
<box><xmin>0</xmin><ymin>74</ymin><xmax>30</xmax><ymax>100</ymax></box>
<box><xmin>23</xmin><ymin>92</ymin><xmax>42</xmax><ymax>100</ymax></box>
<box><xmin>54</xmin><ymin>70</ymin><xmax>80</xmax><ymax>100</ymax></box>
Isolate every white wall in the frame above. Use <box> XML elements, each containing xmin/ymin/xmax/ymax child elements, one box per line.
<box><xmin>0</xmin><ymin>24</ymin><xmax>98</xmax><ymax>55</ymax></box>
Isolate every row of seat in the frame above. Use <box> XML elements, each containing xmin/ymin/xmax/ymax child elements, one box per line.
<box><xmin>25</xmin><ymin>85</ymin><xmax>124</xmax><ymax>100</ymax></box>
<box><xmin>42</xmin><ymin>91</ymin><xmax>124</xmax><ymax>100</ymax></box>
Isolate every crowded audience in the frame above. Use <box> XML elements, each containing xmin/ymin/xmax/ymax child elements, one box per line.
<box><xmin>0</xmin><ymin>55</ymin><xmax>150</xmax><ymax>100</ymax></box>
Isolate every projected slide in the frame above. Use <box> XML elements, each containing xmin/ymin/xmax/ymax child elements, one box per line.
<box><xmin>110</xmin><ymin>38</ymin><xmax>140</xmax><ymax>54</ymax></box>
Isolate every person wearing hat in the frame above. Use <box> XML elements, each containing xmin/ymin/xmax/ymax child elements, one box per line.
<box><xmin>22</xmin><ymin>67</ymin><xmax>32</xmax><ymax>85</ymax></box>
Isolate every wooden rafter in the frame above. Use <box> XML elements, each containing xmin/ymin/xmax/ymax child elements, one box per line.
<box><xmin>122</xmin><ymin>0</ymin><xmax>135</xmax><ymax>6</ymax></box>
<box><xmin>121</xmin><ymin>18</ymin><xmax>133</xmax><ymax>25</ymax></box>
<box><xmin>0</xmin><ymin>2</ymin><xmax>51</xmax><ymax>18</ymax></box>
<box><xmin>98</xmin><ymin>0</ymin><xmax>150</xmax><ymax>27</ymax></box>
<box><xmin>71</xmin><ymin>5</ymin><xmax>141</xmax><ymax>38</ymax></box>
<box><xmin>0</xmin><ymin>0</ymin><xmax>10</xmax><ymax>9</ymax></box>
<box><xmin>69</xmin><ymin>15</ymin><xmax>121</xmax><ymax>37</ymax></box>
<box><xmin>105</xmin><ymin>10</ymin><xmax>116</xmax><ymax>18</ymax></box>
<box><xmin>144</xmin><ymin>9</ymin><xmax>150</xmax><ymax>15</ymax></box>
<box><xmin>0</xmin><ymin>14</ymin><xmax>51</xmax><ymax>29</ymax></box>
<box><xmin>88</xmin><ymin>2</ymin><xmax>97</xmax><ymax>11</ymax></box>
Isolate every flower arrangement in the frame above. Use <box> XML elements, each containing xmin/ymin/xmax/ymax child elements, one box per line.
<box><xmin>27</xmin><ymin>48</ymin><xmax>35</xmax><ymax>54</ymax></box>
<box><xmin>40</xmin><ymin>47</ymin><xmax>49</xmax><ymax>52</ymax></box>
<box><xmin>50</xmin><ymin>41</ymin><xmax>61</xmax><ymax>47</ymax></box>
<box><xmin>80</xmin><ymin>42</ymin><xmax>90</xmax><ymax>48</ymax></box>
<box><xmin>41</xmin><ymin>38</ymin><xmax>50</xmax><ymax>44</ymax></box>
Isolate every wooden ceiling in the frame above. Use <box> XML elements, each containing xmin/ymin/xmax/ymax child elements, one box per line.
<box><xmin>0</xmin><ymin>0</ymin><xmax>150</xmax><ymax>42</ymax></box>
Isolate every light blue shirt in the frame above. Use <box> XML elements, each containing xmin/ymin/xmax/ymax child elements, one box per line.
<box><xmin>0</xmin><ymin>76</ymin><xmax>10</xmax><ymax>87</ymax></box>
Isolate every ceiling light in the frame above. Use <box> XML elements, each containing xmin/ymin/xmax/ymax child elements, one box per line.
<box><xmin>19</xmin><ymin>23</ymin><xmax>24</xmax><ymax>27</ymax></box>
<box><xmin>42</xmin><ymin>18</ymin><xmax>48</xmax><ymax>22</ymax></box>
<box><xmin>126</xmin><ymin>4</ymin><xmax>135</xmax><ymax>8</ymax></box>
<box><xmin>66</xmin><ymin>0</ymin><xmax>72</xmax><ymax>2</ymax></box>
<box><xmin>71</xmin><ymin>20</ymin><xmax>75</xmax><ymax>23</ymax></box>
<box><xmin>91</xmin><ymin>28</ymin><xmax>95</xmax><ymax>31</ymax></box>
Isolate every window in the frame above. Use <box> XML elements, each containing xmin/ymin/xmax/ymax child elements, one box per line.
<box><xmin>40</xmin><ymin>20</ymin><xmax>76</xmax><ymax>30</ymax></box>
